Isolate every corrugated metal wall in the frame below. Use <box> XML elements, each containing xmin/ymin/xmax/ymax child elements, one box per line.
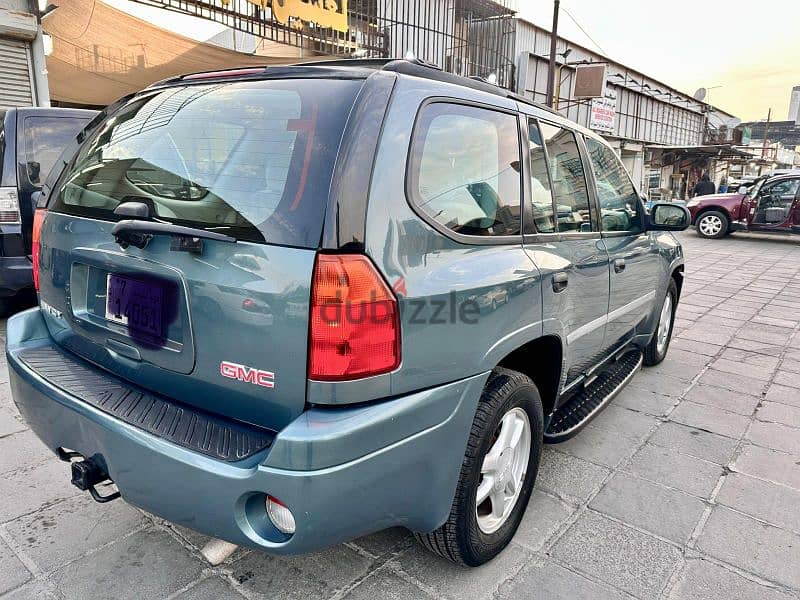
<box><xmin>514</xmin><ymin>20</ymin><xmax>706</xmax><ymax>148</ymax></box>
<box><xmin>0</xmin><ymin>37</ymin><xmax>34</xmax><ymax>107</ymax></box>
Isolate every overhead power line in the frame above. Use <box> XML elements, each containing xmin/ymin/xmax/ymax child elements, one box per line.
<box><xmin>560</xmin><ymin>5</ymin><xmax>608</xmax><ymax>56</ymax></box>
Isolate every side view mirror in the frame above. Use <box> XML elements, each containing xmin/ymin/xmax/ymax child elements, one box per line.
<box><xmin>737</xmin><ymin>185</ymin><xmax>748</xmax><ymax>194</ymax></box>
<box><xmin>647</xmin><ymin>203</ymin><xmax>691</xmax><ymax>231</ymax></box>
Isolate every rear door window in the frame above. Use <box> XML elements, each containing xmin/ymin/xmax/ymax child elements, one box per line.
<box><xmin>538</xmin><ymin>122</ymin><xmax>593</xmax><ymax>233</ymax></box>
<box><xmin>51</xmin><ymin>79</ymin><xmax>363</xmax><ymax>248</ymax></box>
<box><xmin>23</xmin><ymin>116</ymin><xmax>91</xmax><ymax>186</ymax></box>
<box><xmin>527</xmin><ymin>119</ymin><xmax>556</xmax><ymax>233</ymax></box>
<box><xmin>409</xmin><ymin>102</ymin><xmax>522</xmax><ymax>238</ymax></box>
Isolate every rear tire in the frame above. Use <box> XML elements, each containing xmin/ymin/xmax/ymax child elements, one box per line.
<box><xmin>695</xmin><ymin>210</ymin><xmax>729</xmax><ymax>239</ymax></box>
<box><xmin>644</xmin><ymin>279</ymin><xmax>678</xmax><ymax>366</ymax></box>
<box><xmin>414</xmin><ymin>368</ymin><xmax>543</xmax><ymax>566</ymax></box>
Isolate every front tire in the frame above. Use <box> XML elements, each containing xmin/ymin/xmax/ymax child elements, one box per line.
<box><xmin>644</xmin><ymin>279</ymin><xmax>678</xmax><ymax>366</ymax></box>
<box><xmin>415</xmin><ymin>368</ymin><xmax>543</xmax><ymax>566</ymax></box>
<box><xmin>695</xmin><ymin>210</ymin><xmax>729</xmax><ymax>239</ymax></box>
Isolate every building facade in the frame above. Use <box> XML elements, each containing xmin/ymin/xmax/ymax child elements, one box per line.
<box><xmin>0</xmin><ymin>0</ymin><xmax>50</xmax><ymax>107</ymax></box>
<box><xmin>513</xmin><ymin>18</ymin><xmax>737</xmax><ymax>198</ymax></box>
<box><xmin>789</xmin><ymin>85</ymin><xmax>800</xmax><ymax>124</ymax></box>
<box><xmin>742</xmin><ymin>120</ymin><xmax>800</xmax><ymax>151</ymax></box>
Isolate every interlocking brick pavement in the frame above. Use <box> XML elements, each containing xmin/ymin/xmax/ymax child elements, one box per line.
<box><xmin>1</xmin><ymin>231</ymin><xmax>800</xmax><ymax>599</ymax></box>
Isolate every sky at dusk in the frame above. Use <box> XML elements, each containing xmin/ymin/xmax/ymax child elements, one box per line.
<box><xmin>513</xmin><ymin>0</ymin><xmax>800</xmax><ymax>122</ymax></box>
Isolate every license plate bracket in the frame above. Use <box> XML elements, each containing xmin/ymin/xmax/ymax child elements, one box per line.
<box><xmin>105</xmin><ymin>274</ymin><xmax>164</xmax><ymax>339</ymax></box>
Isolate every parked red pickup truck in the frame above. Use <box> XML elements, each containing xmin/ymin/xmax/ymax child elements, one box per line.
<box><xmin>687</xmin><ymin>174</ymin><xmax>800</xmax><ymax>238</ymax></box>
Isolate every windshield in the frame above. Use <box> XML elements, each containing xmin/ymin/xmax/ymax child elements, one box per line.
<box><xmin>50</xmin><ymin>79</ymin><xmax>362</xmax><ymax>247</ymax></box>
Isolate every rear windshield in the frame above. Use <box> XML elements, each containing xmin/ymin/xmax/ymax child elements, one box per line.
<box><xmin>50</xmin><ymin>79</ymin><xmax>363</xmax><ymax>247</ymax></box>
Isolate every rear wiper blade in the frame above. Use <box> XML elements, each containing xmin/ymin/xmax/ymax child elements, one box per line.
<box><xmin>112</xmin><ymin>219</ymin><xmax>236</xmax><ymax>252</ymax></box>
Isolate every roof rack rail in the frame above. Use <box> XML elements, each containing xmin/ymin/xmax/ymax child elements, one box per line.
<box><xmin>145</xmin><ymin>65</ymin><xmax>271</xmax><ymax>90</ymax></box>
<box><xmin>292</xmin><ymin>58</ymin><xmax>395</xmax><ymax>69</ymax></box>
<box><xmin>142</xmin><ymin>57</ymin><xmax>559</xmax><ymax>117</ymax></box>
<box><xmin>379</xmin><ymin>58</ymin><xmax>560</xmax><ymax>116</ymax></box>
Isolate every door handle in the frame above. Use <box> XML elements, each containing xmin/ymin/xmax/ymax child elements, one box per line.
<box><xmin>552</xmin><ymin>272</ymin><xmax>569</xmax><ymax>293</ymax></box>
<box><xmin>614</xmin><ymin>259</ymin><xmax>626</xmax><ymax>273</ymax></box>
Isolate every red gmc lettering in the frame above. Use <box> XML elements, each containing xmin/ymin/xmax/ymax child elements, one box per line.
<box><xmin>220</xmin><ymin>361</ymin><xmax>275</xmax><ymax>388</ymax></box>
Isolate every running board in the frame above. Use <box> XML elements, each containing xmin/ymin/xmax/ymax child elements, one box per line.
<box><xmin>544</xmin><ymin>349</ymin><xmax>643</xmax><ymax>443</ymax></box>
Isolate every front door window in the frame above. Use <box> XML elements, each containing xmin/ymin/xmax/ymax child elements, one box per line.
<box><xmin>585</xmin><ymin>138</ymin><xmax>643</xmax><ymax>233</ymax></box>
<box><xmin>754</xmin><ymin>179</ymin><xmax>800</xmax><ymax>225</ymax></box>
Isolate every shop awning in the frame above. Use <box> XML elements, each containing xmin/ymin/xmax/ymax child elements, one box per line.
<box><xmin>647</xmin><ymin>144</ymin><xmax>754</xmax><ymax>162</ymax></box>
<box><xmin>43</xmin><ymin>0</ymin><xmax>314</xmax><ymax>107</ymax></box>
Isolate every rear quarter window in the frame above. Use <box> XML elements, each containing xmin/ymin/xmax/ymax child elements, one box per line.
<box><xmin>408</xmin><ymin>102</ymin><xmax>522</xmax><ymax>239</ymax></box>
<box><xmin>23</xmin><ymin>116</ymin><xmax>91</xmax><ymax>186</ymax></box>
<box><xmin>0</xmin><ymin>112</ymin><xmax>16</xmax><ymax>187</ymax></box>
<box><xmin>50</xmin><ymin>79</ymin><xmax>363</xmax><ymax>248</ymax></box>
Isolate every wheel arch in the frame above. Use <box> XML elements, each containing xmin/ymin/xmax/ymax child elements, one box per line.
<box><xmin>671</xmin><ymin>264</ymin><xmax>684</xmax><ymax>301</ymax></box>
<box><xmin>496</xmin><ymin>335</ymin><xmax>563</xmax><ymax>418</ymax></box>
<box><xmin>692</xmin><ymin>205</ymin><xmax>731</xmax><ymax>225</ymax></box>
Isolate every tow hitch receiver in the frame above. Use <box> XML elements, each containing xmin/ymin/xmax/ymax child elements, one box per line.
<box><xmin>58</xmin><ymin>448</ymin><xmax>121</xmax><ymax>503</ymax></box>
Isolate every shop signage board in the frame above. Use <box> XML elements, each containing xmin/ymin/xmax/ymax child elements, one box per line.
<box><xmin>241</xmin><ymin>0</ymin><xmax>349</xmax><ymax>32</ymax></box>
<box><xmin>574</xmin><ymin>64</ymin><xmax>607</xmax><ymax>99</ymax></box>
<box><xmin>590</xmin><ymin>90</ymin><xmax>617</xmax><ymax>133</ymax></box>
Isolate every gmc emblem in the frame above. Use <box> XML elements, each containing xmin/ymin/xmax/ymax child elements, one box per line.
<box><xmin>220</xmin><ymin>361</ymin><xmax>275</xmax><ymax>388</ymax></box>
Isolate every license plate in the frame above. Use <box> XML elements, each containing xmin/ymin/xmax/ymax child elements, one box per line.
<box><xmin>106</xmin><ymin>274</ymin><xmax>164</xmax><ymax>339</ymax></box>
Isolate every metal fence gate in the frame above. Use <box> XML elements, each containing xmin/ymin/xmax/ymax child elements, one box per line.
<box><xmin>129</xmin><ymin>0</ymin><xmax>517</xmax><ymax>88</ymax></box>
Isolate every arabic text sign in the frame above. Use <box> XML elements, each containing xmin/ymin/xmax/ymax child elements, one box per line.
<box><xmin>590</xmin><ymin>95</ymin><xmax>617</xmax><ymax>133</ymax></box>
<box><xmin>244</xmin><ymin>0</ymin><xmax>349</xmax><ymax>32</ymax></box>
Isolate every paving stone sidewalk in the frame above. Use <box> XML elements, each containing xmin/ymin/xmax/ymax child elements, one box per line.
<box><xmin>1</xmin><ymin>231</ymin><xmax>800</xmax><ymax>600</ymax></box>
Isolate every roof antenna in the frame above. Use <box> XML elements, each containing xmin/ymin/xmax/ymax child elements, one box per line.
<box><xmin>404</xmin><ymin>50</ymin><xmax>416</xmax><ymax>61</ymax></box>
<box><xmin>486</xmin><ymin>73</ymin><xmax>498</xmax><ymax>85</ymax></box>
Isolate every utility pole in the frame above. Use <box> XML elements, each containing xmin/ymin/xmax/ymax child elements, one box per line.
<box><xmin>545</xmin><ymin>0</ymin><xmax>560</xmax><ymax>107</ymax></box>
<box><xmin>760</xmin><ymin>108</ymin><xmax>771</xmax><ymax>175</ymax></box>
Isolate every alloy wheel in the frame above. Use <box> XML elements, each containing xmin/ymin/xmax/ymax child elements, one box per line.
<box><xmin>476</xmin><ymin>407</ymin><xmax>531</xmax><ymax>534</ymax></box>
<box><xmin>698</xmin><ymin>214</ymin><xmax>723</xmax><ymax>237</ymax></box>
<box><xmin>656</xmin><ymin>294</ymin><xmax>673</xmax><ymax>355</ymax></box>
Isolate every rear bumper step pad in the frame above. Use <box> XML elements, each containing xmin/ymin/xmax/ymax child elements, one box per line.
<box><xmin>545</xmin><ymin>349</ymin><xmax>643</xmax><ymax>443</ymax></box>
<box><xmin>18</xmin><ymin>346</ymin><xmax>274</xmax><ymax>462</ymax></box>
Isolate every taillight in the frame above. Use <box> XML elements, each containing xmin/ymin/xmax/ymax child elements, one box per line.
<box><xmin>309</xmin><ymin>254</ymin><xmax>400</xmax><ymax>381</ymax></box>
<box><xmin>0</xmin><ymin>187</ymin><xmax>21</xmax><ymax>223</ymax></box>
<box><xmin>32</xmin><ymin>208</ymin><xmax>46</xmax><ymax>291</ymax></box>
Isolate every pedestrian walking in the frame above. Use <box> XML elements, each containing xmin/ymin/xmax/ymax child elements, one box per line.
<box><xmin>693</xmin><ymin>174</ymin><xmax>716</xmax><ymax>197</ymax></box>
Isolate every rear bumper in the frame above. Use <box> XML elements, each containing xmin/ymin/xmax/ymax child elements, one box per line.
<box><xmin>0</xmin><ymin>254</ymin><xmax>32</xmax><ymax>297</ymax></box>
<box><xmin>7</xmin><ymin>308</ymin><xmax>485</xmax><ymax>555</ymax></box>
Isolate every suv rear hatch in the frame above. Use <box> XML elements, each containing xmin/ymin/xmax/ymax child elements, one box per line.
<box><xmin>39</xmin><ymin>77</ymin><xmax>364</xmax><ymax>430</ymax></box>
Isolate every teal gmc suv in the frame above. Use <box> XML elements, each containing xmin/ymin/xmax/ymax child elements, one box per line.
<box><xmin>7</xmin><ymin>59</ymin><xmax>690</xmax><ymax>566</ymax></box>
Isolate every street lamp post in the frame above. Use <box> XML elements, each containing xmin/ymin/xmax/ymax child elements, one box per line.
<box><xmin>553</xmin><ymin>48</ymin><xmax>572</xmax><ymax>110</ymax></box>
<box><xmin>545</xmin><ymin>0</ymin><xmax>560</xmax><ymax>107</ymax></box>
